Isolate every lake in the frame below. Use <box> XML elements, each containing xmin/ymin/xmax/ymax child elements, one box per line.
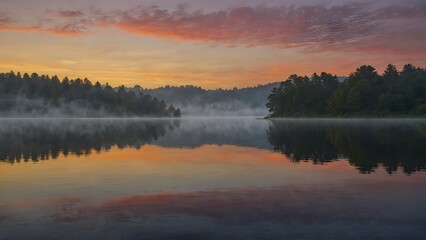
<box><xmin>1</xmin><ymin>118</ymin><xmax>426</xmax><ymax>240</ymax></box>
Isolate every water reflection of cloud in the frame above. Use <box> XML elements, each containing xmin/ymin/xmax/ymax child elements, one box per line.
<box><xmin>43</xmin><ymin>177</ymin><xmax>426</xmax><ymax>226</ymax></box>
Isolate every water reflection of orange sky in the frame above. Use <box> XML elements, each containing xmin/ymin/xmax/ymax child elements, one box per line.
<box><xmin>1</xmin><ymin>144</ymin><xmax>417</xmax><ymax>205</ymax></box>
<box><xmin>1</xmin><ymin>144</ymin><xmax>356</xmax><ymax>175</ymax></box>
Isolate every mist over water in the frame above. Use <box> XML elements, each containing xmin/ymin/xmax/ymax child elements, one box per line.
<box><xmin>175</xmin><ymin>103</ymin><xmax>269</xmax><ymax>116</ymax></box>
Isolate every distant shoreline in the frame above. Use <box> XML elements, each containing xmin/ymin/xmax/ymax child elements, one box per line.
<box><xmin>0</xmin><ymin>116</ymin><xmax>425</xmax><ymax>121</ymax></box>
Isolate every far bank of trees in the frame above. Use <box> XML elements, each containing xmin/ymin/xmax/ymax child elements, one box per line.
<box><xmin>129</xmin><ymin>82</ymin><xmax>279</xmax><ymax>116</ymax></box>
<box><xmin>0</xmin><ymin>72</ymin><xmax>181</xmax><ymax>117</ymax></box>
<box><xmin>267</xmin><ymin>64</ymin><xmax>426</xmax><ymax>117</ymax></box>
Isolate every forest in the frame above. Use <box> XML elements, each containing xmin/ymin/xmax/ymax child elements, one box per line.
<box><xmin>267</xmin><ymin>64</ymin><xmax>426</xmax><ymax>117</ymax></box>
<box><xmin>0</xmin><ymin>72</ymin><xmax>181</xmax><ymax>117</ymax></box>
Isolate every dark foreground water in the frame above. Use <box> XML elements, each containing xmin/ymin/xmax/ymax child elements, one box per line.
<box><xmin>1</xmin><ymin>118</ymin><xmax>426</xmax><ymax>240</ymax></box>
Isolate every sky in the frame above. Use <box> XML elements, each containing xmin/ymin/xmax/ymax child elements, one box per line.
<box><xmin>0</xmin><ymin>0</ymin><xmax>425</xmax><ymax>89</ymax></box>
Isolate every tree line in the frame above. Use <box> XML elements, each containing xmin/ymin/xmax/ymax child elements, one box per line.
<box><xmin>0</xmin><ymin>72</ymin><xmax>181</xmax><ymax>117</ymax></box>
<box><xmin>267</xmin><ymin>64</ymin><xmax>426</xmax><ymax>117</ymax></box>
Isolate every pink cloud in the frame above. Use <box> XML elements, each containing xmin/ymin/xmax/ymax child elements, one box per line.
<box><xmin>97</xmin><ymin>3</ymin><xmax>426</xmax><ymax>55</ymax></box>
<box><xmin>1</xmin><ymin>3</ymin><xmax>425</xmax><ymax>55</ymax></box>
<box><xmin>103</xmin><ymin>4</ymin><xmax>376</xmax><ymax>49</ymax></box>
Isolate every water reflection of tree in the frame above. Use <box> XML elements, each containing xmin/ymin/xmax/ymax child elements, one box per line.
<box><xmin>268</xmin><ymin>120</ymin><xmax>426</xmax><ymax>174</ymax></box>
<box><xmin>0</xmin><ymin>119</ymin><xmax>180</xmax><ymax>163</ymax></box>
<box><xmin>268</xmin><ymin>121</ymin><xmax>339</xmax><ymax>164</ymax></box>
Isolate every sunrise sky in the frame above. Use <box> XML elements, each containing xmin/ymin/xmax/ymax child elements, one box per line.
<box><xmin>0</xmin><ymin>0</ymin><xmax>425</xmax><ymax>89</ymax></box>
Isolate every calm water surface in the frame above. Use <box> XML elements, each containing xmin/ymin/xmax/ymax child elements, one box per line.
<box><xmin>1</xmin><ymin>118</ymin><xmax>426</xmax><ymax>240</ymax></box>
